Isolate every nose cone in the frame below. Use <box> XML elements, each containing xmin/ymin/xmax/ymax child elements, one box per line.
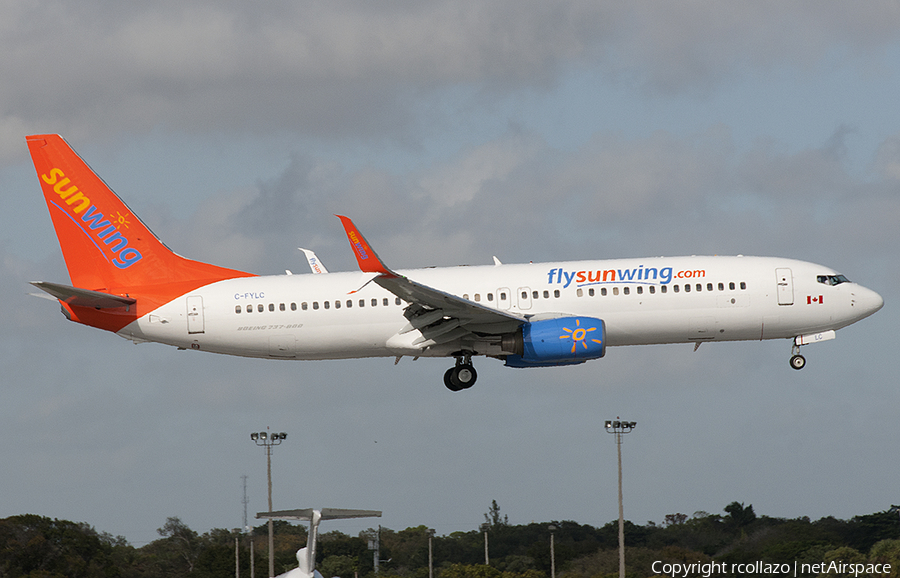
<box><xmin>855</xmin><ymin>285</ymin><xmax>884</xmax><ymax>320</ymax></box>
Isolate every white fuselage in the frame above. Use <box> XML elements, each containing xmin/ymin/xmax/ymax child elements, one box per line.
<box><xmin>118</xmin><ymin>256</ymin><xmax>883</xmax><ymax>362</ymax></box>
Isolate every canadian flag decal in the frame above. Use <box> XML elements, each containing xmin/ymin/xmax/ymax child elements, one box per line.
<box><xmin>807</xmin><ymin>295</ymin><xmax>824</xmax><ymax>305</ymax></box>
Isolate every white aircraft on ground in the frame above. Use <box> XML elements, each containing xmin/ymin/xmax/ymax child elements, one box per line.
<box><xmin>256</xmin><ymin>508</ymin><xmax>381</xmax><ymax>578</ymax></box>
<box><xmin>27</xmin><ymin>134</ymin><xmax>884</xmax><ymax>390</ymax></box>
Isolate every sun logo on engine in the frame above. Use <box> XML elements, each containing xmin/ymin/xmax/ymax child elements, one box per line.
<box><xmin>560</xmin><ymin>318</ymin><xmax>602</xmax><ymax>353</ymax></box>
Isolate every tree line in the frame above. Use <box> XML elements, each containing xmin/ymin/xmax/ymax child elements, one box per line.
<box><xmin>1</xmin><ymin>502</ymin><xmax>898</xmax><ymax>578</ymax></box>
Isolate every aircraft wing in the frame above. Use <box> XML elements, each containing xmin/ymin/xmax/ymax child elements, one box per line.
<box><xmin>31</xmin><ymin>281</ymin><xmax>137</xmax><ymax>309</ymax></box>
<box><xmin>336</xmin><ymin>216</ymin><xmax>526</xmax><ymax>347</ymax></box>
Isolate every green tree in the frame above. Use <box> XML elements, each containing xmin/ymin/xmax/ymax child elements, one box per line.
<box><xmin>485</xmin><ymin>501</ymin><xmax>509</xmax><ymax>528</ymax></box>
<box><xmin>723</xmin><ymin>502</ymin><xmax>756</xmax><ymax>528</ymax></box>
<box><xmin>869</xmin><ymin>539</ymin><xmax>900</xmax><ymax>577</ymax></box>
<box><xmin>320</xmin><ymin>554</ymin><xmax>358</xmax><ymax>578</ymax></box>
<box><xmin>817</xmin><ymin>546</ymin><xmax>866</xmax><ymax>577</ymax></box>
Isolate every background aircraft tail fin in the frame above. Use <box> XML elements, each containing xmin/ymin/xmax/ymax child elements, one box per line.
<box><xmin>27</xmin><ymin>134</ymin><xmax>253</xmax><ymax>292</ymax></box>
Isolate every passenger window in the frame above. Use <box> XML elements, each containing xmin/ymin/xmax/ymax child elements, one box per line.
<box><xmin>589</xmin><ymin>288</ymin><xmax>595</xmax><ymax>296</ymax></box>
<box><xmin>684</xmin><ymin>284</ymin><xmax>690</xmax><ymax>292</ymax></box>
<box><xmin>279</xmin><ymin>303</ymin><xmax>285</xmax><ymax>311</ymax></box>
<box><xmin>661</xmin><ymin>285</ymin><xmax>667</xmax><ymax>294</ymax></box>
<box><xmin>268</xmin><ymin>303</ymin><xmax>274</xmax><ymax>312</ymax></box>
<box><xmin>291</xmin><ymin>303</ymin><xmax>297</xmax><ymax>311</ymax></box>
<box><xmin>313</xmin><ymin>302</ymin><xmax>319</xmax><ymax>310</ymax></box>
<box><xmin>729</xmin><ymin>282</ymin><xmax>735</xmax><ymax>290</ymax></box>
<box><xmin>637</xmin><ymin>286</ymin><xmax>643</xmax><ymax>295</ymax></box>
<box><xmin>474</xmin><ymin>294</ymin><xmax>481</xmax><ymax>302</ymax></box>
<box><xmin>383</xmin><ymin>298</ymin><xmax>389</xmax><ymax>306</ymax></box>
<box><xmin>740</xmin><ymin>282</ymin><xmax>746</xmax><ymax>290</ymax></box>
<box><xmin>324</xmin><ymin>301</ymin><xmax>330</xmax><ymax>309</ymax></box>
<box><xmin>372</xmin><ymin>298</ymin><xmax>378</xmax><ymax>307</ymax></box>
<box><xmin>522</xmin><ymin>291</ymin><xmax>528</xmax><ymax>299</ymax></box>
<box><xmin>395</xmin><ymin>298</ymin><xmax>401</xmax><ymax>305</ymax></box>
<box><xmin>258</xmin><ymin>304</ymin><xmax>264</xmax><ymax>312</ymax></box>
<box><xmin>623</xmin><ymin>287</ymin><xmax>630</xmax><ymax>295</ymax></box>
<box><xmin>500</xmin><ymin>292</ymin><xmax>506</xmax><ymax>300</ymax></box>
<box><xmin>674</xmin><ymin>285</ymin><xmax>680</xmax><ymax>293</ymax></box>
<box><xmin>554</xmin><ymin>289</ymin><xmax>560</xmax><ymax>298</ymax></box>
<box><xmin>543</xmin><ymin>290</ymin><xmax>549</xmax><ymax>298</ymax></box>
<box><xmin>612</xmin><ymin>287</ymin><xmax>619</xmax><ymax>296</ymax></box>
<box><xmin>601</xmin><ymin>288</ymin><xmax>607</xmax><ymax>296</ymax></box>
<box><xmin>707</xmin><ymin>283</ymin><xmax>713</xmax><ymax>291</ymax></box>
<box><xmin>696</xmin><ymin>284</ymin><xmax>702</xmax><ymax>292</ymax></box>
<box><xmin>649</xmin><ymin>286</ymin><xmax>655</xmax><ymax>294</ymax></box>
<box><xmin>335</xmin><ymin>301</ymin><xmax>341</xmax><ymax>309</ymax></box>
<box><xmin>718</xmin><ymin>283</ymin><xmax>724</xmax><ymax>291</ymax></box>
<box><xmin>235</xmin><ymin>306</ymin><xmax>241</xmax><ymax>314</ymax></box>
<box><xmin>463</xmin><ymin>294</ymin><xmax>469</xmax><ymax>300</ymax></box>
<box><xmin>533</xmin><ymin>291</ymin><xmax>539</xmax><ymax>299</ymax></box>
<box><xmin>302</xmin><ymin>302</ymin><xmax>308</xmax><ymax>311</ymax></box>
<box><xmin>246</xmin><ymin>305</ymin><xmax>252</xmax><ymax>313</ymax></box>
<box><xmin>359</xmin><ymin>299</ymin><xmax>365</xmax><ymax>307</ymax></box>
<box><xmin>487</xmin><ymin>293</ymin><xmax>493</xmax><ymax>301</ymax></box>
<box><xmin>577</xmin><ymin>288</ymin><xmax>583</xmax><ymax>297</ymax></box>
<box><xmin>346</xmin><ymin>300</ymin><xmax>352</xmax><ymax>308</ymax></box>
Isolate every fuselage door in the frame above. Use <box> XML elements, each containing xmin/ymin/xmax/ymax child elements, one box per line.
<box><xmin>517</xmin><ymin>287</ymin><xmax>532</xmax><ymax>310</ymax></box>
<box><xmin>776</xmin><ymin>268</ymin><xmax>794</xmax><ymax>306</ymax></box>
<box><xmin>186</xmin><ymin>295</ymin><xmax>205</xmax><ymax>334</ymax></box>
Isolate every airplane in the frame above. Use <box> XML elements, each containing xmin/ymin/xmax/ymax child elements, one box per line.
<box><xmin>27</xmin><ymin>134</ymin><xmax>884</xmax><ymax>391</ymax></box>
<box><xmin>256</xmin><ymin>508</ymin><xmax>381</xmax><ymax>578</ymax></box>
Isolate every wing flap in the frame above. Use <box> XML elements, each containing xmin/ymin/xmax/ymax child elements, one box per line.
<box><xmin>31</xmin><ymin>281</ymin><xmax>137</xmax><ymax>309</ymax></box>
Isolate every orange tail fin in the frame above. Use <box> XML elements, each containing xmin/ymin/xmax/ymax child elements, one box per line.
<box><xmin>27</xmin><ymin>134</ymin><xmax>253</xmax><ymax>292</ymax></box>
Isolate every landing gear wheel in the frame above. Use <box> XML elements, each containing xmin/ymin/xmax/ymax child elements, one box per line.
<box><xmin>452</xmin><ymin>364</ymin><xmax>477</xmax><ymax>389</ymax></box>
<box><xmin>444</xmin><ymin>368</ymin><xmax>463</xmax><ymax>392</ymax></box>
<box><xmin>790</xmin><ymin>355</ymin><xmax>806</xmax><ymax>370</ymax></box>
<box><xmin>444</xmin><ymin>363</ymin><xmax>477</xmax><ymax>391</ymax></box>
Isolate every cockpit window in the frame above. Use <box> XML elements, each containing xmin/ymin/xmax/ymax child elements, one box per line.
<box><xmin>817</xmin><ymin>274</ymin><xmax>850</xmax><ymax>286</ymax></box>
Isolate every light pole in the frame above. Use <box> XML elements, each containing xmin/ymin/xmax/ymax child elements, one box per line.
<box><xmin>548</xmin><ymin>524</ymin><xmax>557</xmax><ymax>578</ymax></box>
<box><xmin>251</xmin><ymin>429</ymin><xmax>287</xmax><ymax>578</ymax></box>
<box><xmin>605</xmin><ymin>418</ymin><xmax>636</xmax><ymax>578</ymax></box>
<box><xmin>479</xmin><ymin>523</ymin><xmax>490</xmax><ymax>566</ymax></box>
<box><xmin>427</xmin><ymin>528</ymin><xmax>435</xmax><ymax>578</ymax></box>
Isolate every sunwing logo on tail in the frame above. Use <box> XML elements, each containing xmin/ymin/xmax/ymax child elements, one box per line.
<box><xmin>348</xmin><ymin>231</ymin><xmax>369</xmax><ymax>260</ymax></box>
<box><xmin>42</xmin><ymin>168</ymin><xmax>143</xmax><ymax>269</ymax></box>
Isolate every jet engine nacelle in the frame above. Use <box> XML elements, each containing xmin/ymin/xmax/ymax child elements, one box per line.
<box><xmin>503</xmin><ymin>317</ymin><xmax>606</xmax><ymax>368</ymax></box>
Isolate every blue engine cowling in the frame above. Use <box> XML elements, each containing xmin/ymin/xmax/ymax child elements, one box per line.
<box><xmin>504</xmin><ymin>317</ymin><xmax>606</xmax><ymax>368</ymax></box>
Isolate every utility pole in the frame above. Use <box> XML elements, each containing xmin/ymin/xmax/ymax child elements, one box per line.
<box><xmin>242</xmin><ymin>475</ymin><xmax>250</xmax><ymax>532</ymax></box>
<box><xmin>605</xmin><ymin>418</ymin><xmax>636</xmax><ymax>578</ymax></box>
<box><xmin>427</xmin><ymin>529</ymin><xmax>435</xmax><ymax>578</ymax></box>
<box><xmin>548</xmin><ymin>524</ymin><xmax>557</xmax><ymax>578</ymax></box>
<box><xmin>480</xmin><ymin>523</ymin><xmax>490</xmax><ymax>566</ymax></box>
<box><xmin>371</xmin><ymin>526</ymin><xmax>381</xmax><ymax>574</ymax></box>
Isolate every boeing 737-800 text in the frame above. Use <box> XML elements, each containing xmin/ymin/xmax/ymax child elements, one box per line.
<box><xmin>27</xmin><ymin>135</ymin><xmax>883</xmax><ymax>390</ymax></box>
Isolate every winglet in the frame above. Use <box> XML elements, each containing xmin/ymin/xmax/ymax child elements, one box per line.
<box><xmin>336</xmin><ymin>215</ymin><xmax>396</xmax><ymax>277</ymax></box>
<box><xmin>299</xmin><ymin>248</ymin><xmax>329</xmax><ymax>274</ymax></box>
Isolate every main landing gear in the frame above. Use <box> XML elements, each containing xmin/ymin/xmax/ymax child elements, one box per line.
<box><xmin>444</xmin><ymin>354</ymin><xmax>477</xmax><ymax>391</ymax></box>
<box><xmin>790</xmin><ymin>342</ymin><xmax>806</xmax><ymax>370</ymax></box>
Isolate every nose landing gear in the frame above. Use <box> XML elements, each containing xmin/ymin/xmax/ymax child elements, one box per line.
<box><xmin>444</xmin><ymin>354</ymin><xmax>477</xmax><ymax>391</ymax></box>
<box><xmin>790</xmin><ymin>342</ymin><xmax>806</xmax><ymax>370</ymax></box>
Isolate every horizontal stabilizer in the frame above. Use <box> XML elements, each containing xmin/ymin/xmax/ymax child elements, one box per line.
<box><xmin>257</xmin><ymin>508</ymin><xmax>382</xmax><ymax>521</ymax></box>
<box><xmin>30</xmin><ymin>281</ymin><xmax>136</xmax><ymax>309</ymax></box>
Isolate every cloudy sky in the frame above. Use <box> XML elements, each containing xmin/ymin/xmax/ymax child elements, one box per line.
<box><xmin>1</xmin><ymin>1</ymin><xmax>899</xmax><ymax>547</ymax></box>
